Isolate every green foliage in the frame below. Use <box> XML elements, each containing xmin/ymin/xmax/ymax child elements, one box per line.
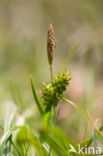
<box><xmin>30</xmin><ymin>75</ymin><xmax>43</xmax><ymax>115</ymax></box>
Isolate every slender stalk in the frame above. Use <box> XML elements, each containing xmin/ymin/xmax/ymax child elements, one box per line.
<box><xmin>51</xmin><ymin>105</ymin><xmax>55</xmax><ymax>126</ymax></box>
<box><xmin>62</xmin><ymin>97</ymin><xmax>88</xmax><ymax>121</ymax></box>
<box><xmin>49</xmin><ymin>63</ymin><xmax>55</xmax><ymax>126</ymax></box>
<box><xmin>50</xmin><ymin>65</ymin><xmax>55</xmax><ymax>127</ymax></box>
<box><xmin>11</xmin><ymin>140</ymin><xmax>21</xmax><ymax>156</ymax></box>
<box><xmin>50</xmin><ymin>65</ymin><xmax>53</xmax><ymax>82</ymax></box>
<box><xmin>49</xmin><ymin>62</ymin><xmax>55</xmax><ymax>155</ymax></box>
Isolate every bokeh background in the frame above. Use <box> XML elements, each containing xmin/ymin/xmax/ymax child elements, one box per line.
<box><xmin>0</xmin><ymin>0</ymin><xmax>103</xmax><ymax>142</ymax></box>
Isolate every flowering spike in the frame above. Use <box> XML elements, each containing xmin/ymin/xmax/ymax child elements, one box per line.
<box><xmin>47</xmin><ymin>24</ymin><xmax>56</xmax><ymax>65</ymax></box>
<box><xmin>41</xmin><ymin>72</ymin><xmax>71</xmax><ymax>108</ymax></box>
<box><xmin>53</xmin><ymin>72</ymin><xmax>71</xmax><ymax>95</ymax></box>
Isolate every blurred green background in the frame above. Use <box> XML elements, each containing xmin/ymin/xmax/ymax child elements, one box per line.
<box><xmin>0</xmin><ymin>0</ymin><xmax>103</xmax><ymax>142</ymax></box>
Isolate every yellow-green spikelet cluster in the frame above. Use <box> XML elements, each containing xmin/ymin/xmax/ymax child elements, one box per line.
<box><xmin>41</xmin><ymin>72</ymin><xmax>71</xmax><ymax>107</ymax></box>
<box><xmin>53</xmin><ymin>72</ymin><xmax>71</xmax><ymax>95</ymax></box>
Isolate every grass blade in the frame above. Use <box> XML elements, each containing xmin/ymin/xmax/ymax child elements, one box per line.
<box><xmin>30</xmin><ymin>75</ymin><xmax>43</xmax><ymax>115</ymax></box>
<box><xmin>40</xmin><ymin>129</ymin><xmax>68</xmax><ymax>156</ymax></box>
<box><xmin>96</xmin><ymin>129</ymin><xmax>103</xmax><ymax>146</ymax></box>
<box><xmin>11</xmin><ymin>140</ymin><xmax>21</xmax><ymax>156</ymax></box>
<box><xmin>17</xmin><ymin>126</ymin><xmax>47</xmax><ymax>156</ymax></box>
<box><xmin>0</xmin><ymin>130</ymin><xmax>12</xmax><ymax>149</ymax></box>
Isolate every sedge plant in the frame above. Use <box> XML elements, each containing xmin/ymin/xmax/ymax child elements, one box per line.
<box><xmin>30</xmin><ymin>24</ymin><xmax>103</xmax><ymax>155</ymax></box>
<box><xmin>0</xmin><ymin>24</ymin><xmax>103</xmax><ymax>156</ymax></box>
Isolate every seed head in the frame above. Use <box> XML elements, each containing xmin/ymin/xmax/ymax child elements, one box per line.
<box><xmin>47</xmin><ymin>24</ymin><xmax>56</xmax><ymax>65</ymax></box>
<box><xmin>41</xmin><ymin>83</ymin><xmax>58</xmax><ymax>107</ymax></box>
<box><xmin>53</xmin><ymin>72</ymin><xmax>71</xmax><ymax>95</ymax></box>
<box><xmin>41</xmin><ymin>71</ymin><xmax>71</xmax><ymax>108</ymax></box>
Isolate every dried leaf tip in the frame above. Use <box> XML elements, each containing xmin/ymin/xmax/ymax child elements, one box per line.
<box><xmin>47</xmin><ymin>24</ymin><xmax>56</xmax><ymax>66</ymax></box>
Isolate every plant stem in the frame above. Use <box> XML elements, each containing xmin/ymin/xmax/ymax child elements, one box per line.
<box><xmin>50</xmin><ymin>64</ymin><xmax>55</xmax><ymax>126</ymax></box>
<box><xmin>62</xmin><ymin>97</ymin><xmax>88</xmax><ymax>121</ymax></box>
<box><xmin>49</xmin><ymin>64</ymin><xmax>55</xmax><ymax>155</ymax></box>
<box><xmin>49</xmin><ymin>64</ymin><xmax>55</xmax><ymax>126</ymax></box>
<box><xmin>50</xmin><ymin>65</ymin><xmax>53</xmax><ymax>82</ymax></box>
<box><xmin>51</xmin><ymin>105</ymin><xmax>55</xmax><ymax>126</ymax></box>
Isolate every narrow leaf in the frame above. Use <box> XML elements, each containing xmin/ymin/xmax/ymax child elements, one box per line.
<box><xmin>30</xmin><ymin>75</ymin><xmax>43</xmax><ymax>115</ymax></box>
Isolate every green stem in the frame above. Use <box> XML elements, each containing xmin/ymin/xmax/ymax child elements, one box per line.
<box><xmin>51</xmin><ymin>106</ymin><xmax>55</xmax><ymax>126</ymax></box>
<box><xmin>49</xmin><ymin>64</ymin><xmax>55</xmax><ymax>126</ymax></box>
<box><xmin>49</xmin><ymin>64</ymin><xmax>55</xmax><ymax>154</ymax></box>
<box><xmin>62</xmin><ymin>97</ymin><xmax>88</xmax><ymax>121</ymax></box>
<box><xmin>50</xmin><ymin>65</ymin><xmax>53</xmax><ymax>82</ymax></box>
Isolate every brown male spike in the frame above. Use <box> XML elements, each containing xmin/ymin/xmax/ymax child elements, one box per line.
<box><xmin>47</xmin><ymin>24</ymin><xmax>56</xmax><ymax>65</ymax></box>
